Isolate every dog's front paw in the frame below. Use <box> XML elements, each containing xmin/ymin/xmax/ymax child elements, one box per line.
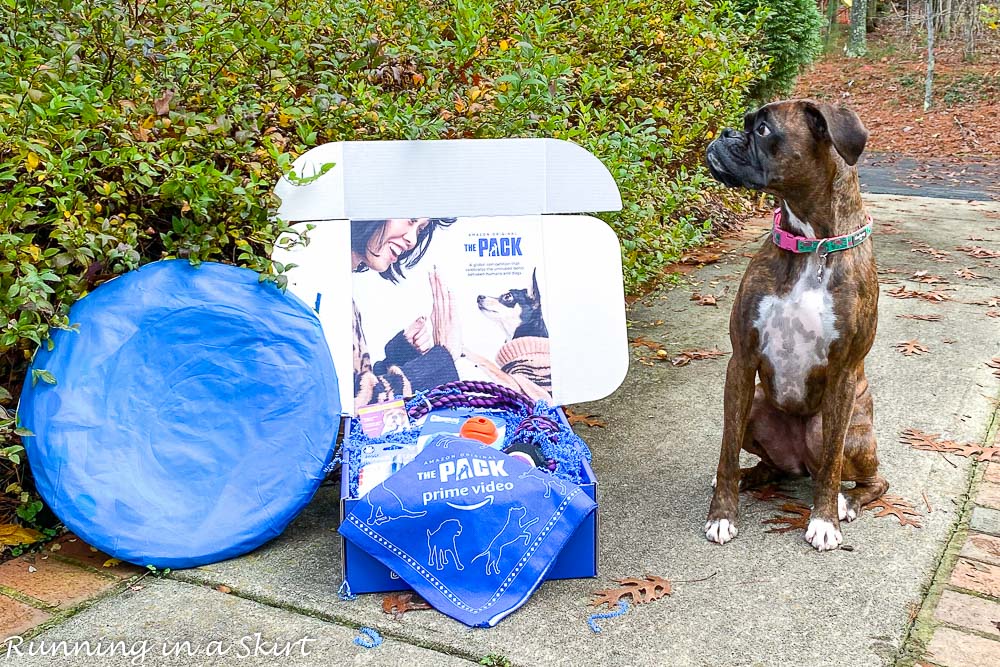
<box><xmin>838</xmin><ymin>493</ymin><xmax>858</xmax><ymax>523</ymax></box>
<box><xmin>705</xmin><ymin>518</ymin><xmax>738</xmax><ymax>545</ymax></box>
<box><xmin>804</xmin><ymin>517</ymin><xmax>842</xmax><ymax>551</ymax></box>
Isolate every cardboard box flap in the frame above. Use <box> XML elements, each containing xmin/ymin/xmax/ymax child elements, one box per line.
<box><xmin>274</xmin><ymin>139</ymin><xmax>622</xmax><ymax>221</ymax></box>
<box><xmin>271</xmin><ymin>139</ymin><xmax>626</xmax><ymax>416</ymax></box>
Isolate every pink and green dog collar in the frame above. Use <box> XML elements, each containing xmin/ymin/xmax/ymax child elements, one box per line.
<box><xmin>772</xmin><ymin>208</ymin><xmax>873</xmax><ymax>255</ymax></box>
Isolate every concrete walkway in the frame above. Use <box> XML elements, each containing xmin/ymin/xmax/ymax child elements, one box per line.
<box><xmin>2</xmin><ymin>194</ymin><xmax>998</xmax><ymax>667</ymax></box>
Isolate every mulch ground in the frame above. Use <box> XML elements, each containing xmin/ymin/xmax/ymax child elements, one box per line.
<box><xmin>793</xmin><ymin>17</ymin><xmax>1000</xmax><ymax>158</ymax></box>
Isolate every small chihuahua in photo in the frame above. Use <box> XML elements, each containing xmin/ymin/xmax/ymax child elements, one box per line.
<box><xmin>477</xmin><ymin>269</ymin><xmax>548</xmax><ymax>342</ymax></box>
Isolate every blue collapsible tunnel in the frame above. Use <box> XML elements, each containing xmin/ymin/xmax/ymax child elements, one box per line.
<box><xmin>18</xmin><ymin>260</ymin><xmax>341</xmax><ymax>568</ymax></box>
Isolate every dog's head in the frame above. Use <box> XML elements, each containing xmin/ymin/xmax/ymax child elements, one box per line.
<box><xmin>705</xmin><ymin>99</ymin><xmax>867</xmax><ymax>200</ymax></box>
<box><xmin>477</xmin><ymin>269</ymin><xmax>547</xmax><ymax>341</ymax></box>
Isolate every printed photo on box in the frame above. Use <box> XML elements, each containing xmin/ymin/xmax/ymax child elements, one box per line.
<box><xmin>350</xmin><ymin>217</ymin><xmax>552</xmax><ymax>411</ymax></box>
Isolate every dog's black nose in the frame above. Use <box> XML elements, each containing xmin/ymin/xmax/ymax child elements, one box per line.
<box><xmin>721</xmin><ymin>128</ymin><xmax>741</xmax><ymax>140</ymax></box>
<box><xmin>476</xmin><ymin>295</ymin><xmax>485</xmax><ymax>305</ymax></box>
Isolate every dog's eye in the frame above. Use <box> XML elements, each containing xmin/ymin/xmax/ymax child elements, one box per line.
<box><xmin>501</xmin><ymin>293</ymin><xmax>513</xmax><ymax>304</ymax></box>
<box><xmin>756</xmin><ymin>123</ymin><xmax>770</xmax><ymax>137</ymax></box>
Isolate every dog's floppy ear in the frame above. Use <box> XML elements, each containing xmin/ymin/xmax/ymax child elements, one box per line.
<box><xmin>803</xmin><ymin>102</ymin><xmax>868</xmax><ymax>167</ymax></box>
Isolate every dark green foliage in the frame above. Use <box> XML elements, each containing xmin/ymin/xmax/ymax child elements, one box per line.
<box><xmin>0</xmin><ymin>0</ymin><xmax>768</xmax><ymax>531</ymax></box>
<box><xmin>737</xmin><ymin>0</ymin><xmax>825</xmax><ymax>101</ymax></box>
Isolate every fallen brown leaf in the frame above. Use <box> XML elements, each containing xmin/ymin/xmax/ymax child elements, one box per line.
<box><xmin>957</xmin><ymin>245</ymin><xmax>1000</xmax><ymax>259</ymax></box>
<box><xmin>910</xmin><ymin>271</ymin><xmax>947</xmax><ymax>285</ymax></box>
<box><xmin>591</xmin><ymin>575</ymin><xmax>672</xmax><ymax>608</ymax></box>
<box><xmin>896</xmin><ymin>313</ymin><xmax>941</xmax><ymax>321</ymax></box>
<box><xmin>900</xmin><ymin>427</ymin><xmax>1000</xmax><ymax>463</ymax></box>
<box><xmin>863</xmin><ymin>495</ymin><xmax>922</xmax><ymax>528</ymax></box>
<box><xmin>563</xmin><ymin>408</ymin><xmax>607</xmax><ymax>428</ymax></box>
<box><xmin>989</xmin><ymin>357</ymin><xmax>1000</xmax><ymax>379</ymax></box>
<box><xmin>690</xmin><ymin>293</ymin><xmax>718</xmax><ymax>307</ymax></box>
<box><xmin>215</xmin><ymin>584</ymin><xmax>232</xmax><ymax>594</ymax></box>
<box><xmin>909</xmin><ymin>243</ymin><xmax>952</xmax><ymax>262</ymax></box>
<box><xmin>954</xmin><ymin>267</ymin><xmax>985</xmax><ymax>280</ymax></box>
<box><xmin>894</xmin><ymin>340</ymin><xmax>929</xmax><ymax>356</ymax></box>
<box><xmin>680</xmin><ymin>249</ymin><xmax>722</xmax><ymax>265</ymax></box>
<box><xmin>966</xmin><ymin>296</ymin><xmax>1000</xmax><ymax>308</ymax></box>
<box><xmin>887</xmin><ymin>286</ymin><xmax>950</xmax><ymax>302</ymax></box>
<box><xmin>762</xmin><ymin>502</ymin><xmax>811</xmax><ymax>533</ymax></box>
<box><xmin>631</xmin><ymin>336</ymin><xmax>664</xmax><ymax>352</ymax></box>
<box><xmin>987</xmin><ymin>310</ymin><xmax>1000</xmax><ymax>318</ymax></box>
<box><xmin>382</xmin><ymin>592</ymin><xmax>432</xmax><ymax>618</ymax></box>
<box><xmin>670</xmin><ymin>348</ymin><xmax>727</xmax><ymax>366</ymax></box>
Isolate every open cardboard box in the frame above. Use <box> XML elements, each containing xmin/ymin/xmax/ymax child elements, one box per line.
<box><xmin>273</xmin><ymin>139</ymin><xmax>627</xmax><ymax>594</ymax></box>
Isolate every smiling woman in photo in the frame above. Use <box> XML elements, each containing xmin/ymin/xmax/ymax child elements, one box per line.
<box><xmin>350</xmin><ymin>218</ymin><xmax>461</xmax><ymax>411</ymax></box>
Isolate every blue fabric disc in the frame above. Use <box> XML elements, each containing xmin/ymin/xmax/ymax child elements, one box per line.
<box><xmin>18</xmin><ymin>260</ymin><xmax>341</xmax><ymax>569</ymax></box>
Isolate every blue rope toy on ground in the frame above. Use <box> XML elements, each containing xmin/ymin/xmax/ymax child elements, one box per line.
<box><xmin>337</xmin><ymin>580</ymin><xmax>356</xmax><ymax>601</ymax></box>
<box><xmin>353</xmin><ymin>627</ymin><xmax>383</xmax><ymax>649</ymax></box>
<box><xmin>587</xmin><ymin>601</ymin><xmax>630</xmax><ymax>633</ymax></box>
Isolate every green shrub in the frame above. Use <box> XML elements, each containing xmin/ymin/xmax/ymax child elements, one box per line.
<box><xmin>736</xmin><ymin>0</ymin><xmax>824</xmax><ymax>101</ymax></box>
<box><xmin>0</xmin><ymin>0</ymin><xmax>767</xmax><ymax>535</ymax></box>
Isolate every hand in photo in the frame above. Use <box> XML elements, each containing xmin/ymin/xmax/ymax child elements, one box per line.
<box><xmin>430</xmin><ymin>269</ymin><xmax>463</xmax><ymax>361</ymax></box>
<box><xmin>404</xmin><ymin>316</ymin><xmax>433</xmax><ymax>354</ymax></box>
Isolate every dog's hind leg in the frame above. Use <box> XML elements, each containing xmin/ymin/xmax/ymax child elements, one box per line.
<box><xmin>840</xmin><ymin>476</ymin><xmax>889</xmax><ymax>522</ymax></box>
<box><xmin>738</xmin><ymin>459</ymin><xmax>786</xmax><ymax>491</ymax></box>
<box><xmin>835</xmin><ymin>373</ymin><xmax>888</xmax><ymax>521</ymax></box>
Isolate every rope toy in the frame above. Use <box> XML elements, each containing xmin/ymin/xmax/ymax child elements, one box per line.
<box><xmin>322</xmin><ymin>444</ymin><xmax>343</xmax><ymax>475</ymax></box>
<box><xmin>337</xmin><ymin>580</ymin><xmax>356</xmax><ymax>601</ymax></box>
<box><xmin>406</xmin><ymin>380</ymin><xmax>534</xmax><ymax>419</ymax></box>
<box><xmin>587</xmin><ymin>601</ymin><xmax>630</xmax><ymax>634</ymax></box>
<box><xmin>353</xmin><ymin>627</ymin><xmax>383</xmax><ymax>649</ymax></box>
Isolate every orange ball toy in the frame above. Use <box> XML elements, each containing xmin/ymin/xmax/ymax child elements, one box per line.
<box><xmin>459</xmin><ymin>417</ymin><xmax>499</xmax><ymax>445</ymax></box>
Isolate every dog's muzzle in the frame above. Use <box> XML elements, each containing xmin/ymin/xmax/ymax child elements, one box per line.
<box><xmin>706</xmin><ymin>129</ymin><xmax>766</xmax><ymax>190</ymax></box>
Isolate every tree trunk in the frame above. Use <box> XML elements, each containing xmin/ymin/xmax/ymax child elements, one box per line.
<box><xmin>962</xmin><ymin>0</ymin><xmax>977</xmax><ymax>60</ymax></box>
<box><xmin>825</xmin><ymin>0</ymin><xmax>840</xmax><ymax>44</ymax></box>
<box><xmin>846</xmin><ymin>0</ymin><xmax>869</xmax><ymax>56</ymax></box>
<box><xmin>924</xmin><ymin>0</ymin><xmax>935</xmax><ymax>110</ymax></box>
<box><xmin>941</xmin><ymin>0</ymin><xmax>953</xmax><ymax>37</ymax></box>
<box><xmin>867</xmin><ymin>0</ymin><xmax>879</xmax><ymax>32</ymax></box>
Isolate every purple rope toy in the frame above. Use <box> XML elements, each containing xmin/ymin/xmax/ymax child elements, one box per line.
<box><xmin>406</xmin><ymin>380</ymin><xmax>535</xmax><ymax>420</ymax></box>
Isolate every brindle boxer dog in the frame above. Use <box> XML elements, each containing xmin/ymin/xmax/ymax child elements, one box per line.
<box><xmin>703</xmin><ymin>99</ymin><xmax>888</xmax><ymax>551</ymax></box>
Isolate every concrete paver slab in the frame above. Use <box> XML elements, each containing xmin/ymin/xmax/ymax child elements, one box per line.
<box><xmin>6</xmin><ymin>578</ymin><xmax>475</xmax><ymax>666</ymax></box>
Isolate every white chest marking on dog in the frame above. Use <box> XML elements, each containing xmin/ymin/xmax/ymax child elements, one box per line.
<box><xmin>753</xmin><ymin>253</ymin><xmax>839</xmax><ymax>406</ymax></box>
